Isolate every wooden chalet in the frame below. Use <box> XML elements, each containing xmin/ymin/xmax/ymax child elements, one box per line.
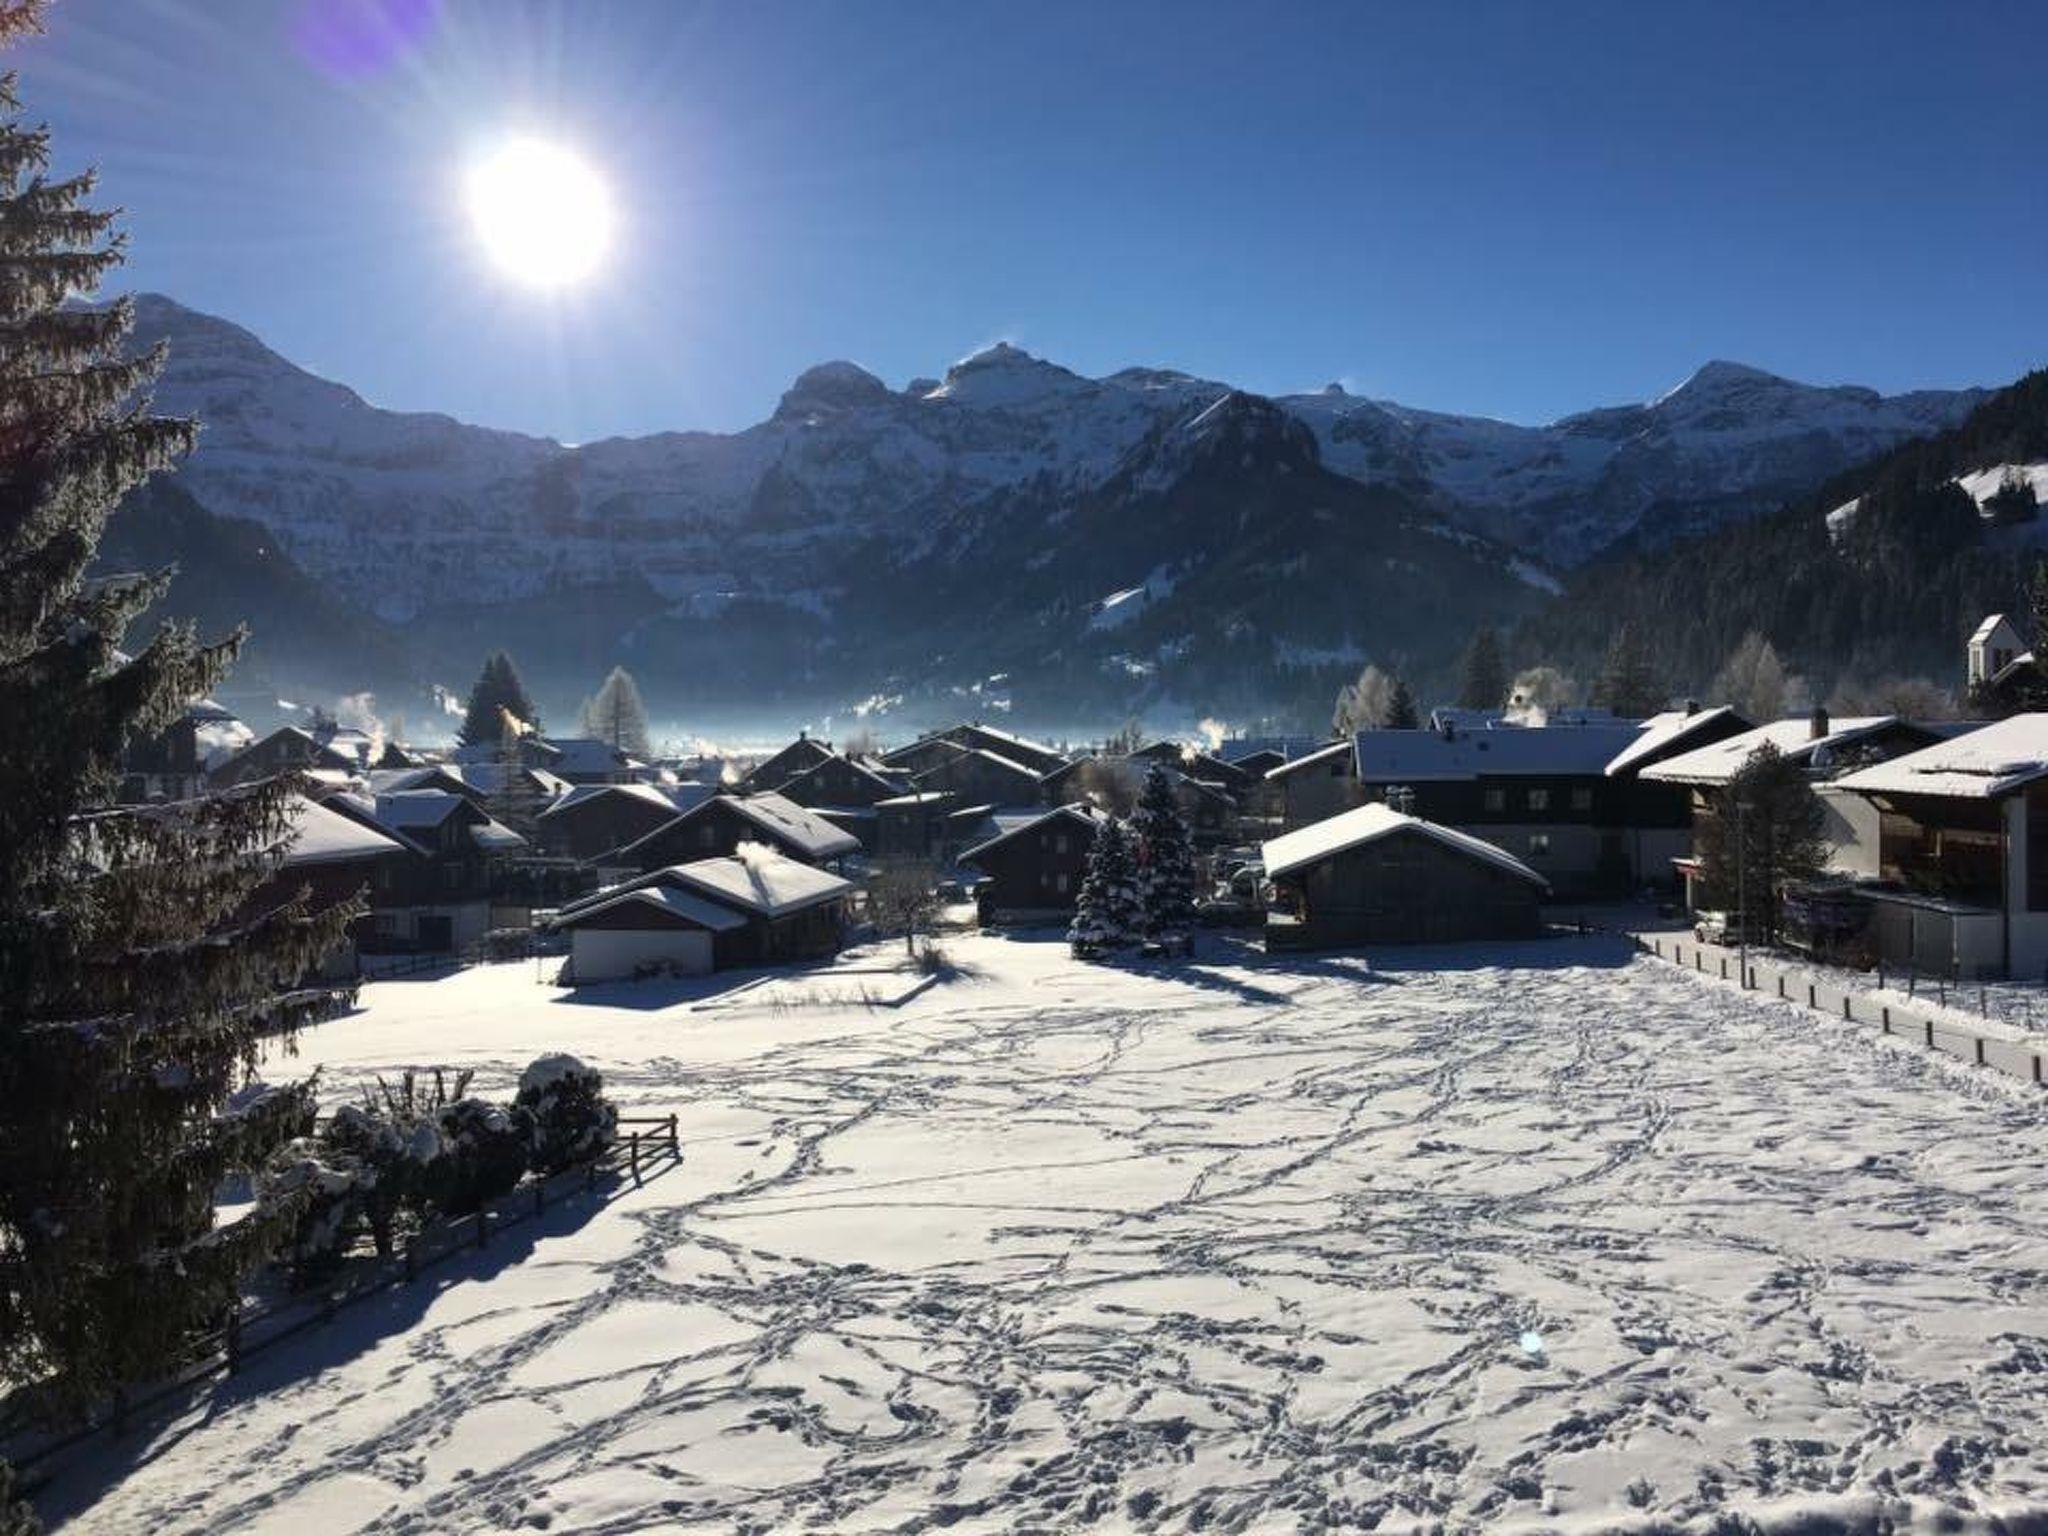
<box><xmin>740</xmin><ymin>734</ymin><xmax>837</xmax><ymax>792</ymax></box>
<box><xmin>958</xmin><ymin>803</ymin><xmax>1104</xmax><ymax>923</ymax></box>
<box><xmin>1262</xmin><ymin>804</ymin><xmax>1547</xmax><ymax>951</ymax></box>
<box><xmin>553</xmin><ymin>852</ymin><xmax>852</xmax><ymax>982</ymax></box>
<box><xmin>120</xmin><ymin>698</ymin><xmax>252</xmax><ymax>803</ymax></box>
<box><xmin>607</xmin><ymin>791</ymin><xmax>861</xmax><ymax>873</ymax></box>
<box><xmin>534</xmin><ymin>782</ymin><xmax>710</xmax><ymax>863</ymax></box>
<box><xmin>908</xmin><ymin>743</ymin><xmax>1044</xmax><ymax>807</ymax></box>
<box><xmin>776</xmin><ymin>753</ymin><xmax>908</xmax><ymax>812</ymax></box>
<box><xmin>325</xmin><ymin>789</ymin><xmax>524</xmax><ymax>954</ymax></box>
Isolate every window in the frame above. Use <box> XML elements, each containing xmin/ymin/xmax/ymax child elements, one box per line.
<box><xmin>1528</xmin><ymin>834</ymin><xmax>1551</xmax><ymax>857</ymax></box>
<box><xmin>1482</xmin><ymin>788</ymin><xmax>1506</xmax><ymax>812</ymax></box>
<box><xmin>1527</xmin><ymin>789</ymin><xmax>1550</xmax><ymax>812</ymax></box>
<box><xmin>1570</xmin><ymin>788</ymin><xmax>1593</xmax><ymax>812</ymax></box>
<box><xmin>1056</xmin><ymin>873</ymin><xmax>1071</xmax><ymax>894</ymax></box>
<box><xmin>1054</xmin><ymin>834</ymin><xmax>1069</xmax><ymax>854</ymax></box>
<box><xmin>700</xmin><ymin>823</ymin><xmax>717</xmax><ymax>846</ymax></box>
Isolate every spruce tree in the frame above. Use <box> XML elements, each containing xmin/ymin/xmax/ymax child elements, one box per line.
<box><xmin>0</xmin><ymin>6</ymin><xmax>355</xmax><ymax>1415</ymax></box>
<box><xmin>1385</xmin><ymin>677</ymin><xmax>1420</xmax><ymax>730</ymax></box>
<box><xmin>579</xmin><ymin>664</ymin><xmax>651</xmax><ymax>759</ymax></box>
<box><xmin>1457</xmin><ymin>627</ymin><xmax>1507</xmax><ymax>710</ymax></box>
<box><xmin>1129</xmin><ymin>763</ymin><xmax>1196</xmax><ymax>948</ymax></box>
<box><xmin>1590</xmin><ymin>621</ymin><xmax>1664</xmax><ymax>718</ymax></box>
<box><xmin>1694</xmin><ymin>743</ymin><xmax>1826</xmax><ymax>941</ymax></box>
<box><xmin>457</xmin><ymin>650</ymin><xmax>539</xmax><ymax>747</ymax></box>
<box><xmin>1068</xmin><ymin>818</ymin><xmax>1140</xmax><ymax>958</ymax></box>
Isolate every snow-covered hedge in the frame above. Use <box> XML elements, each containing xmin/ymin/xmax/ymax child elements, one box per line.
<box><xmin>516</xmin><ymin>1054</ymin><xmax>618</xmax><ymax>1174</ymax></box>
<box><xmin>425</xmin><ymin>1098</ymin><xmax>530</xmax><ymax>1214</ymax></box>
<box><xmin>258</xmin><ymin>1139</ymin><xmax>365</xmax><ymax>1281</ymax></box>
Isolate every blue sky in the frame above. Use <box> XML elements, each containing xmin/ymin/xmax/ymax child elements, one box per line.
<box><xmin>25</xmin><ymin>0</ymin><xmax>2047</xmax><ymax>442</ymax></box>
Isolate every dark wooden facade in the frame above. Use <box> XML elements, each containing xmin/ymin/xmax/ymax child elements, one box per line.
<box><xmin>614</xmin><ymin>796</ymin><xmax>847</xmax><ymax>870</ymax></box>
<box><xmin>538</xmin><ymin>790</ymin><xmax>682</xmax><ymax>863</ymax></box>
<box><xmin>777</xmin><ymin>755</ymin><xmax>905</xmax><ymax>810</ymax></box>
<box><xmin>911</xmin><ymin>747</ymin><xmax>1044</xmax><ymax>806</ymax></box>
<box><xmin>742</xmin><ymin>736</ymin><xmax>836</xmax><ymax>792</ymax></box>
<box><xmin>961</xmin><ymin>808</ymin><xmax>1098</xmax><ymax>921</ymax></box>
<box><xmin>1267</xmin><ymin>830</ymin><xmax>1543</xmax><ymax>950</ymax></box>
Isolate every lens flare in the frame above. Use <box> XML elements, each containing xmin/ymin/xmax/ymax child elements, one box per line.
<box><xmin>465</xmin><ymin>138</ymin><xmax>615</xmax><ymax>289</ymax></box>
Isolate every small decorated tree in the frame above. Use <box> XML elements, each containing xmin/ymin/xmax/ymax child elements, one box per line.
<box><xmin>1129</xmin><ymin>763</ymin><xmax>1196</xmax><ymax>951</ymax></box>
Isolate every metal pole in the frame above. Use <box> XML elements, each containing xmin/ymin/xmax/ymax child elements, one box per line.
<box><xmin>1736</xmin><ymin>796</ymin><xmax>1747</xmax><ymax>981</ymax></box>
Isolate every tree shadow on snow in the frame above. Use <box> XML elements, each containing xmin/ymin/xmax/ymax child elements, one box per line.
<box><xmin>27</xmin><ymin>1161</ymin><xmax>678</xmax><ymax>1528</ymax></box>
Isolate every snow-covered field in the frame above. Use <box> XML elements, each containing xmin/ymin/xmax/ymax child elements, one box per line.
<box><xmin>50</xmin><ymin>933</ymin><xmax>2048</xmax><ymax>1534</ymax></box>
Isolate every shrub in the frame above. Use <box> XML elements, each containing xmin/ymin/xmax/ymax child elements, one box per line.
<box><xmin>319</xmin><ymin>1103</ymin><xmax>435</xmax><ymax>1255</ymax></box>
<box><xmin>425</xmin><ymin>1099</ymin><xmax>529</xmax><ymax>1215</ymax></box>
<box><xmin>258</xmin><ymin>1140</ymin><xmax>364</xmax><ymax>1283</ymax></box>
<box><xmin>517</xmin><ymin>1054</ymin><xmax>618</xmax><ymax>1174</ymax></box>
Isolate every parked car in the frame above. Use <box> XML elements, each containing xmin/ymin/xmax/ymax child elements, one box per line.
<box><xmin>1694</xmin><ymin>909</ymin><xmax>1769</xmax><ymax>947</ymax></box>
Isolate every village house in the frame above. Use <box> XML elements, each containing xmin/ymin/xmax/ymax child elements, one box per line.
<box><xmin>1830</xmin><ymin>714</ymin><xmax>2048</xmax><ymax>981</ymax></box>
<box><xmin>1966</xmin><ymin>613</ymin><xmax>2033</xmax><ymax>707</ymax></box>
<box><xmin>532</xmin><ymin>782</ymin><xmax>713</xmax><ymax>864</ymax></box>
<box><xmin>244</xmin><ymin>795</ymin><xmax>413</xmax><ymax>978</ymax></box>
<box><xmin>1262</xmin><ymin>803</ymin><xmax>1548</xmax><ymax>951</ymax></box>
<box><xmin>958</xmin><ymin>803</ymin><xmax>1105</xmax><ymax>923</ymax></box>
<box><xmin>324</xmin><ymin>788</ymin><xmax>524</xmax><ymax>954</ymax></box>
<box><xmin>607</xmin><ymin>790</ymin><xmax>861</xmax><ymax>873</ymax></box>
<box><xmin>775</xmin><ymin>753</ymin><xmax>909</xmax><ymax>812</ymax></box>
<box><xmin>551</xmin><ymin>849</ymin><xmax>853</xmax><ymax>982</ymax></box>
<box><xmin>871</xmin><ymin>790</ymin><xmax>956</xmax><ymax>860</ymax></box>
<box><xmin>882</xmin><ymin>722</ymin><xmax>1069</xmax><ymax>779</ymax></box>
<box><xmin>119</xmin><ymin>697</ymin><xmax>253</xmax><ymax>803</ymax></box>
<box><xmin>1641</xmin><ymin>710</ymin><xmax>1947</xmax><ymax>910</ymax></box>
<box><xmin>907</xmin><ymin>743</ymin><xmax>1044</xmax><ymax>807</ymax></box>
<box><xmin>209</xmin><ymin>722</ymin><xmax>372</xmax><ymax>789</ymax></box>
<box><xmin>739</xmin><ymin>733</ymin><xmax>837</xmax><ymax>792</ymax></box>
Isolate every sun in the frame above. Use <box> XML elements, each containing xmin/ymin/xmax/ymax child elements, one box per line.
<box><xmin>465</xmin><ymin>138</ymin><xmax>615</xmax><ymax>289</ymax></box>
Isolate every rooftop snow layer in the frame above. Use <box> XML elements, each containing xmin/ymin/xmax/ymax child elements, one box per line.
<box><xmin>1832</xmin><ymin>714</ymin><xmax>2048</xmax><ymax>800</ymax></box>
<box><xmin>1605</xmin><ymin>707</ymin><xmax>1745</xmax><ymax>778</ymax></box>
<box><xmin>1641</xmin><ymin>717</ymin><xmax>1897</xmax><ymax>787</ymax></box>
<box><xmin>1262</xmin><ymin>803</ymin><xmax>1547</xmax><ymax>887</ymax></box>
<box><xmin>1353</xmin><ymin>723</ymin><xmax>1645</xmax><ymax>782</ymax></box>
<box><xmin>281</xmin><ymin>795</ymin><xmax>411</xmax><ymax>867</ymax></box>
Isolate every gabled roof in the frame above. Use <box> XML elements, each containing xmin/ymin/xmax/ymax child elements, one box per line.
<box><xmin>780</xmin><ymin>753</ymin><xmax>907</xmax><ymax>798</ymax></box>
<box><xmin>1971</xmin><ymin>613</ymin><xmax>2020</xmax><ymax>644</ymax></box>
<box><xmin>1353</xmin><ymin>724</ymin><xmax>1643</xmax><ymax>782</ymax></box>
<box><xmin>1833</xmin><ymin>714</ymin><xmax>2048</xmax><ymax>800</ymax></box>
<box><xmin>1604</xmin><ymin>706</ymin><xmax>1748</xmax><ymax>778</ymax></box>
<box><xmin>958</xmin><ymin>803</ymin><xmax>1104</xmax><ymax>865</ymax></box>
<box><xmin>1262</xmin><ymin>804</ymin><xmax>1547</xmax><ymax>888</ymax></box>
<box><xmin>1217</xmin><ymin>735</ymin><xmax>1322</xmax><ymax>765</ymax></box>
<box><xmin>537</xmin><ymin>781</ymin><xmax>699</xmax><ymax>819</ymax></box>
<box><xmin>553</xmin><ymin>883</ymin><xmax>751</xmax><ymax>933</ymax></box>
<box><xmin>281</xmin><ymin>795</ymin><xmax>412</xmax><ymax>868</ymax></box>
<box><xmin>662</xmin><ymin>852</ymin><xmax>855</xmax><ymax>917</ymax></box>
<box><xmin>537</xmin><ymin>736</ymin><xmax>643</xmax><ymax>777</ymax></box>
<box><xmin>1640</xmin><ymin>716</ymin><xmax>1901</xmax><ymax>788</ymax></box>
<box><xmin>1265</xmin><ymin>741</ymin><xmax>1351</xmax><ymax>780</ymax></box>
<box><xmin>614</xmin><ymin>791</ymin><xmax>861</xmax><ymax>863</ymax></box>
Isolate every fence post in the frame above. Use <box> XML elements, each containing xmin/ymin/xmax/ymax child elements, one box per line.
<box><xmin>226</xmin><ymin>1305</ymin><xmax>242</xmax><ymax>1376</ymax></box>
<box><xmin>1842</xmin><ymin>994</ymin><xmax>1851</xmax><ymax>1020</ymax></box>
<box><xmin>2035</xmin><ymin>1053</ymin><xmax>2043</xmax><ymax>1083</ymax></box>
<box><xmin>404</xmin><ymin>1237</ymin><xmax>418</xmax><ymax>1283</ymax></box>
<box><xmin>1926</xmin><ymin>1020</ymin><xmax>1935</xmax><ymax>1048</ymax></box>
<box><xmin>1881</xmin><ymin>1006</ymin><xmax>1890</xmax><ymax>1034</ymax></box>
<box><xmin>668</xmin><ymin>1113</ymin><xmax>679</xmax><ymax>1158</ymax></box>
<box><xmin>631</xmin><ymin>1131</ymin><xmax>642</xmax><ymax>1187</ymax></box>
<box><xmin>1976</xmin><ymin>1037</ymin><xmax>1987</xmax><ymax>1066</ymax></box>
<box><xmin>533</xmin><ymin>1180</ymin><xmax>545</xmax><ymax>1217</ymax></box>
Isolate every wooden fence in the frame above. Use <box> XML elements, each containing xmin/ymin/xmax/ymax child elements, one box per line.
<box><xmin>4</xmin><ymin>1114</ymin><xmax>680</xmax><ymax>1481</ymax></box>
<box><xmin>1635</xmin><ymin>932</ymin><xmax>2048</xmax><ymax>1087</ymax></box>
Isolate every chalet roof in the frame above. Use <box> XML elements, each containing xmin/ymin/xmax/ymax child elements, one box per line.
<box><xmin>537</xmin><ymin>736</ymin><xmax>644</xmax><ymax>777</ymax></box>
<box><xmin>1262</xmin><ymin>804</ymin><xmax>1548</xmax><ymax>888</ymax></box>
<box><xmin>1353</xmin><ymin>724</ymin><xmax>1644</xmax><ymax>782</ymax></box>
<box><xmin>537</xmin><ymin>781</ymin><xmax>704</xmax><ymax>819</ymax></box>
<box><xmin>1832</xmin><ymin>714</ymin><xmax>2048</xmax><ymax>800</ymax></box>
<box><xmin>1971</xmin><ymin>613</ymin><xmax>2019</xmax><ymax>643</ymax></box>
<box><xmin>615</xmin><ymin>791</ymin><xmax>861</xmax><ymax>863</ymax></box>
<box><xmin>958</xmin><ymin>803</ymin><xmax>1103</xmax><ymax>865</ymax></box>
<box><xmin>780</xmin><ymin>754</ymin><xmax>907</xmax><ymax>798</ymax></box>
<box><xmin>371</xmin><ymin>789</ymin><xmax>469</xmax><ymax>829</ymax></box>
<box><xmin>1265</xmin><ymin>741</ymin><xmax>1352</xmax><ymax>780</ymax></box>
<box><xmin>1217</xmin><ymin>735</ymin><xmax>1322</xmax><ymax>765</ymax></box>
<box><xmin>552</xmin><ymin>883</ymin><xmax>750</xmax><ymax>933</ymax></box>
<box><xmin>281</xmin><ymin>795</ymin><xmax>412</xmax><ymax>868</ymax></box>
<box><xmin>1640</xmin><ymin>716</ymin><xmax>1900</xmax><ymax>788</ymax></box>
<box><xmin>212</xmin><ymin>724</ymin><xmax>355</xmax><ymax>778</ymax></box>
<box><xmin>1604</xmin><ymin>706</ymin><xmax>1748</xmax><ymax>778</ymax></box>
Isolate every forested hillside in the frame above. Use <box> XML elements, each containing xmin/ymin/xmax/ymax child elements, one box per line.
<box><xmin>1518</xmin><ymin>370</ymin><xmax>2048</xmax><ymax>699</ymax></box>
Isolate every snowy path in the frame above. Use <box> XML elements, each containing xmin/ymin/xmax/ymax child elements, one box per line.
<box><xmin>52</xmin><ymin>935</ymin><xmax>2048</xmax><ymax>1534</ymax></box>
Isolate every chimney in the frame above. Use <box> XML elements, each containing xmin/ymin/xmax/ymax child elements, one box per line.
<box><xmin>1809</xmin><ymin>706</ymin><xmax>1829</xmax><ymax>741</ymax></box>
<box><xmin>1683</xmin><ymin>698</ymin><xmax>1699</xmax><ymax>716</ymax></box>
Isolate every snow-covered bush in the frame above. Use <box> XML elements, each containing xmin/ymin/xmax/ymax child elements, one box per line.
<box><xmin>516</xmin><ymin>1053</ymin><xmax>618</xmax><ymax>1174</ymax></box>
<box><xmin>258</xmin><ymin>1139</ymin><xmax>364</xmax><ymax>1282</ymax></box>
<box><xmin>425</xmin><ymin>1098</ymin><xmax>530</xmax><ymax>1214</ymax></box>
<box><xmin>320</xmin><ymin>1102</ymin><xmax>434</xmax><ymax>1254</ymax></box>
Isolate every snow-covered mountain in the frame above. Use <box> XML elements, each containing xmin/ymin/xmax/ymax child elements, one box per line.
<box><xmin>115</xmin><ymin>294</ymin><xmax>1989</xmax><ymax>725</ymax></box>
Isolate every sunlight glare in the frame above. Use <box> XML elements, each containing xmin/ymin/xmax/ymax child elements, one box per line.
<box><xmin>465</xmin><ymin>138</ymin><xmax>615</xmax><ymax>289</ymax></box>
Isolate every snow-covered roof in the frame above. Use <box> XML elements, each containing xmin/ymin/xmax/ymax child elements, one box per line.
<box><xmin>372</xmin><ymin>790</ymin><xmax>467</xmax><ymax>829</ymax></box>
<box><xmin>1832</xmin><ymin>715</ymin><xmax>2048</xmax><ymax>800</ymax></box>
<box><xmin>553</xmin><ymin>883</ymin><xmax>749</xmax><ymax>933</ymax></box>
<box><xmin>1604</xmin><ymin>707</ymin><xmax>1746</xmax><ymax>778</ymax></box>
<box><xmin>538</xmin><ymin>736</ymin><xmax>642</xmax><ymax>777</ymax></box>
<box><xmin>1640</xmin><ymin>717</ymin><xmax>1898</xmax><ymax>788</ymax></box>
<box><xmin>281</xmin><ymin>795</ymin><xmax>411</xmax><ymax>868</ymax></box>
<box><xmin>618</xmin><ymin>791</ymin><xmax>861</xmax><ymax>862</ymax></box>
<box><xmin>1218</xmin><ymin>735</ymin><xmax>1323</xmax><ymax>765</ymax></box>
<box><xmin>957</xmin><ymin>803</ymin><xmax>1103</xmax><ymax>865</ymax></box>
<box><xmin>662</xmin><ymin>852</ymin><xmax>854</xmax><ymax>918</ymax></box>
<box><xmin>1971</xmin><ymin>613</ymin><xmax>2019</xmax><ymax>644</ymax></box>
<box><xmin>1264</xmin><ymin>741</ymin><xmax>1352</xmax><ymax>781</ymax></box>
<box><xmin>537</xmin><ymin>781</ymin><xmax>690</xmax><ymax>819</ymax></box>
<box><xmin>1353</xmin><ymin>724</ymin><xmax>1644</xmax><ymax>782</ymax></box>
<box><xmin>1262</xmin><ymin>804</ymin><xmax>1548</xmax><ymax>888</ymax></box>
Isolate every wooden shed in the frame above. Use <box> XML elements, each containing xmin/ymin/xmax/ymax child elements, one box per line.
<box><xmin>1262</xmin><ymin>804</ymin><xmax>1546</xmax><ymax>951</ymax></box>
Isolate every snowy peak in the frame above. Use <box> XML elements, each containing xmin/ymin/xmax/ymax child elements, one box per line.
<box><xmin>772</xmin><ymin>360</ymin><xmax>894</xmax><ymax>422</ymax></box>
<box><xmin>926</xmin><ymin>341</ymin><xmax>1091</xmax><ymax>407</ymax></box>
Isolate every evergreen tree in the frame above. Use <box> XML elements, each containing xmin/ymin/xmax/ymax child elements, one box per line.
<box><xmin>1068</xmin><ymin>818</ymin><xmax>1141</xmax><ymax>958</ymax></box>
<box><xmin>1590</xmin><ymin>621</ymin><xmax>1664</xmax><ymax>718</ymax></box>
<box><xmin>1129</xmin><ymin>763</ymin><xmax>1196</xmax><ymax>947</ymax></box>
<box><xmin>1385</xmin><ymin>677</ymin><xmax>1420</xmax><ymax>729</ymax></box>
<box><xmin>1694</xmin><ymin>743</ymin><xmax>1826</xmax><ymax>940</ymax></box>
<box><xmin>1457</xmin><ymin>627</ymin><xmax>1507</xmax><ymax>710</ymax></box>
<box><xmin>0</xmin><ymin>8</ymin><xmax>354</xmax><ymax>1415</ymax></box>
<box><xmin>579</xmin><ymin>664</ymin><xmax>651</xmax><ymax>759</ymax></box>
<box><xmin>457</xmin><ymin>651</ymin><xmax>539</xmax><ymax>747</ymax></box>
